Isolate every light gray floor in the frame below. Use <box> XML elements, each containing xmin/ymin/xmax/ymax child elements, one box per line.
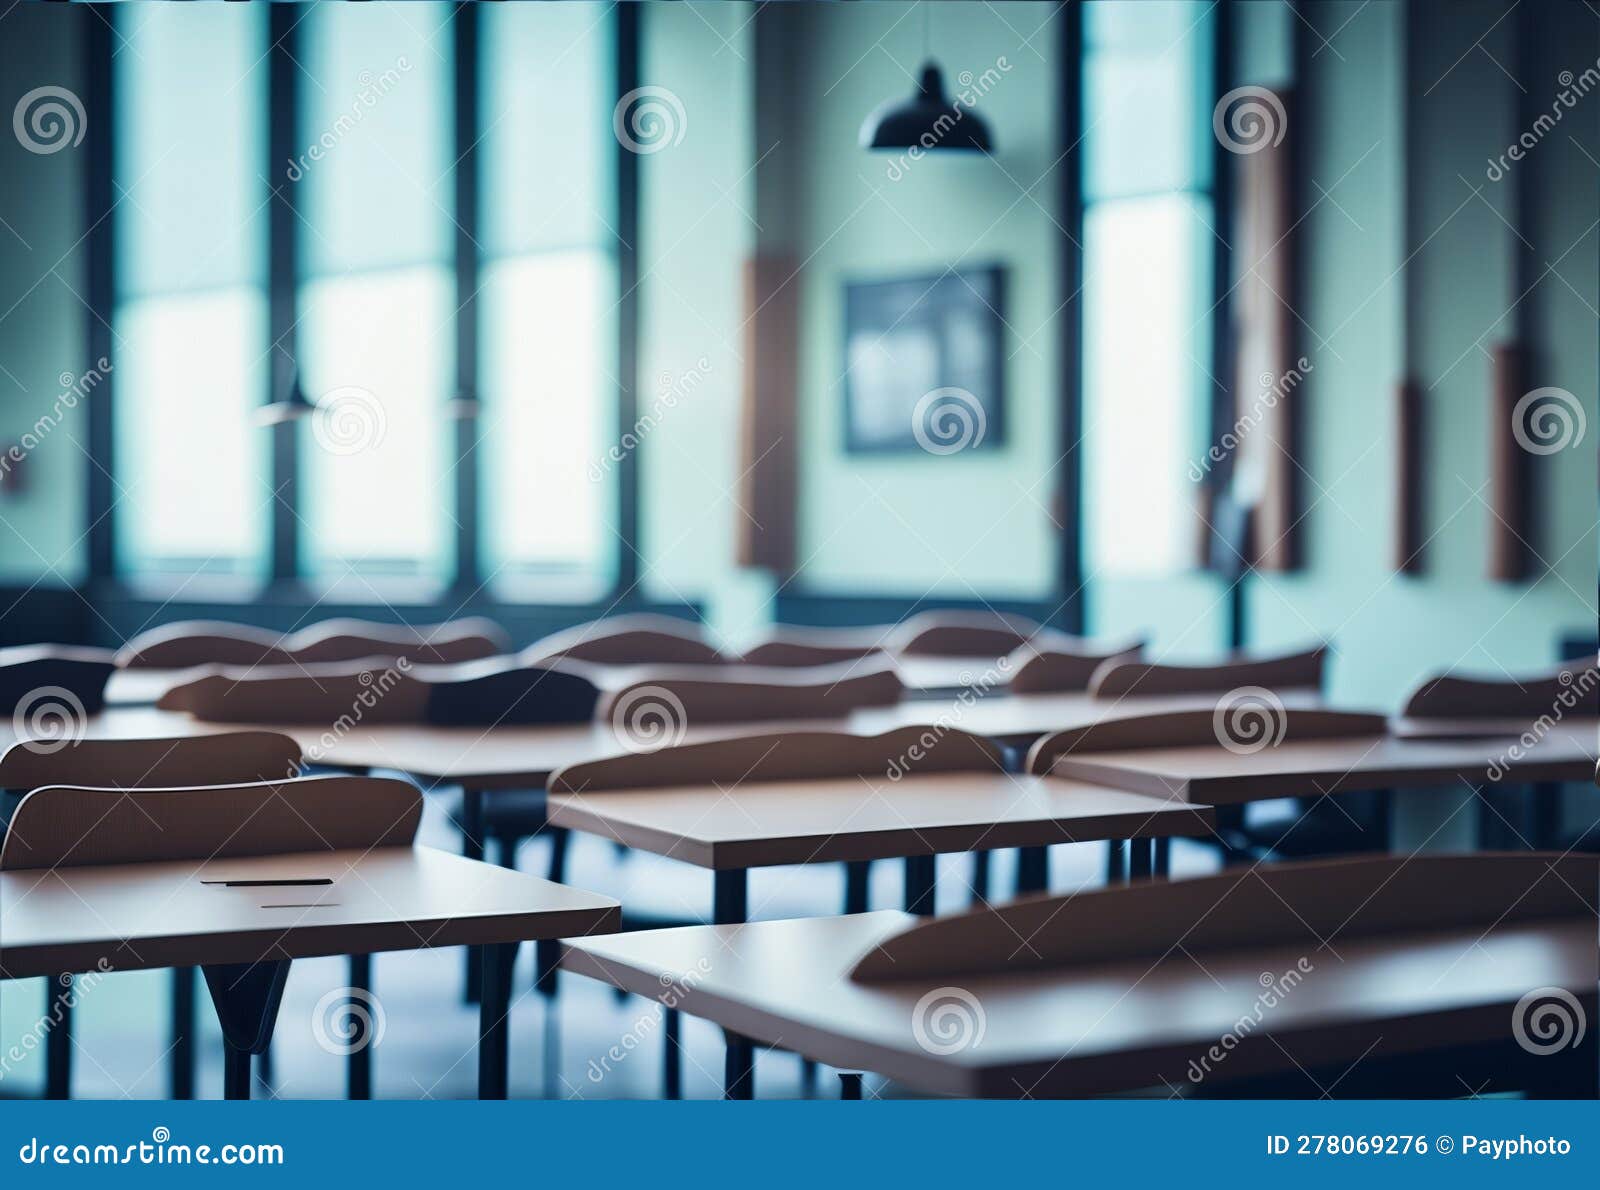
<box><xmin>0</xmin><ymin>794</ymin><xmax>1221</xmax><ymax>1101</ymax></box>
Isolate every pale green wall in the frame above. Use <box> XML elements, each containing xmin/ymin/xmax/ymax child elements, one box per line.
<box><xmin>784</xmin><ymin>0</ymin><xmax>1063</xmax><ymax>598</ymax></box>
<box><xmin>1245</xmin><ymin>0</ymin><xmax>1596</xmax><ymax>709</ymax></box>
<box><xmin>0</xmin><ymin>3</ymin><xmax>89</xmax><ymax>583</ymax></box>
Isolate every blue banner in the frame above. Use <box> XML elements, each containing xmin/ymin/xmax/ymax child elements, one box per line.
<box><xmin>1</xmin><ymin>1100</ymin><xmax>1594</xmax><ymax>1185</ymax></box>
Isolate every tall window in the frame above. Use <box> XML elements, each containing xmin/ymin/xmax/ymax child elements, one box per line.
<box><xmin>479</xmin><ymin>3</ymin><xmax>617</xmax><ymax>594</ymax></box>
<box><xmin>107</xmin><ymin>3</ymin><xmax>621</xmax><ymax>598</ymax></box>
<box><xmin>1081</xmin><ymin>0</ymin><xmax>1215</xmax><ymax>576</ymax></box>
<box><xmin>296</xmin><ymin>3</ymin><xmax>454</xmax><ymax>584</ymax></box>
<box><xmin>112</xmin><ymin>4</ymin><xmax>269</xmax><ymax>578</ymax></box>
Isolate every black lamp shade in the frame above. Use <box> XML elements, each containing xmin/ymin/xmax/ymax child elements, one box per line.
<box><xmin>860</xmin><ymin>62</ymin><xmax>992</xmax><ymax>152</ymax></box>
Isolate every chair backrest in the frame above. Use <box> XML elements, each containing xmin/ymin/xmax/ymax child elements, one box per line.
<box><xmin>736</xmin><ymin>625</ymin><xmax>888</xmax><ymax>667</ymax></box>
<box><xmin>1087</xmin><ymin>644</ymin><xmax>1329</xmax><ymax>699</ymax></box>
<box><xmin>0</xmin><ymin>731</ymin><xmax>302</xmax><ymax>792</ymax></box>
<box><xmin>0</xmin><ymin>775</ymin><xmax>421</xmax><ymax>870</ymax></box>
<box><xmin>850</xmin><ymin>853</ymin><xmax>1599</xmax><ymax>982</ymax></box>
<box><xmin>1026</xmin><ymin>707</ymin><xmax>1387</xmax><ymax>775</ymax></box>
<box><xmin>421</xmin><ymin>658</ymin><xmax>603</xmax><ymax>725</ymax></box>
<box><xmin>1006</xmin><ymin>636</ymin><xmax>1147</xmax><ymax>694</ymax></box>
<box><xmin>595</xmin><ymin>660</ymin><xmax>902</xmax><ymax>732</ymax></box>
<box><xmin>522</xmin><ymin>614</ymin><xmax>722</xmax><ymax>666</ymax></box>
<box><xmin>889</xmin><ymin>609</ymin><xmax>1045</xmax><ymax>657</ymax></box>
<box><xmin>157</xmin><ymin>660</ymin><xmax>430</xmax><ymax>724</ymax></box>
<box><xmin>0</xmin><ymin>645</ymin><xmax>119</xmax><ymax>718</ymax></box>
<box><xmin>1401</xmin><ymin>660</ymin><xmax>1600</xmax><ymax>719</ymax></box>
<box><xmin>115</xmin><ymin>618</ymin><xmax>509</xmax><ymax>669</ymax></box>
<box><xmin>551</xmin><ymin>725</ymin><xmax>1004</xmax><ymax>794</ymax></box>
<box><xmin>280</xmin><ymin>617</ymin><xmax>509</xmax><ymax>664</ymax></box>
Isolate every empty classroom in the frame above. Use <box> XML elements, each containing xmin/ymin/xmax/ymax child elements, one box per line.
<box><xmin>0</xmin><ymin>0</ymin><xmax>1595</xmax><ymax>1114</ymax></box>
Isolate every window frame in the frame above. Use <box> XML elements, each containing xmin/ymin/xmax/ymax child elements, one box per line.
<box><xmin>86</xmin><ymin>1</ymin><xmax>644</xmax><ymax>612</ymax></box>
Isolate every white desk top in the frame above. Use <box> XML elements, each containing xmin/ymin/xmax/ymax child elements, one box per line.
<box><xmin>563</xmin><ymin>907</ymin><xmax>1596</xmax><ymax>1097</ymax></box>
<box><xmin>0</xmin><ymin>845</ymin><xmax>619</xmax><ymax>979</ymax></box>
<box><xmin>546</xmin><ymin>772</ymin><xmax>1213</xmax><ymax>869</ymax></box>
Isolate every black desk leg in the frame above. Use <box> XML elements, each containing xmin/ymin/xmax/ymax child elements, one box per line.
<box><xmin>839</xmin><ymin>1072</ymin><xmax>864</xmax><ymax>1100</ymax></box>
<box><xmin>714</xmin><ymin>868</ymin><xmax>749</xmax><ymax>927</ymax></box>
<box><xmin>663</xmin><ymin>1008</ymin><xmax>683</xmax><ymax>1100</ymax></box>
<box><xmin>347</xmin><ymin>952</ymin><xmax>373</xmax><ymax>1100</ymax></box>
<box><xmin>203</xmin><ymin>959</ymin><xmax>291</xmax><ymax>1102</ymax></box>
<box><xmin>1015</xmin><ymin>846</ymin><xmax>1049</xmax><ymax>896</ymax></box>
<box><xmin>1153</xmin><ymin>837</ymin><xmax>1171</xmax><ymax>879</ymax></box>
<box><xmin>970</xmin><ymin>850</ymin><xmax>991</xmax><ymax>904</ymax></box>
<box><xmin>723</xmin><ymin>1031</ymin><xmax>754</xmax><ymax>1100</ymax></box>
<box><xmin>477</xmin><ymin>942</ymin><xmax>518</xmax><ymax>1100</ymax></box>
<box><xmin>45</xmin><ymin>974</ymin><xmax>72</xmax><ymax>1100</ymax></box>
<box><xmin>1129</xmin><ymin>838</ymin><xmax>1153</xmax><ymax>881</ymax></box>
<box><xmin>904</xmin><ymin>854</ymin><xmax>936</xmax><ymax>916</ymax></box>
<box><xmin>461</xmin><ymin>787</ymin><xmax>485</xmax><ymax>1004</ymax></box>
<box><xmin>535</xmin><ymin>827</ymin><xmax>572</xmax><ymax>998</ymax></box>
<box><xmin>704</xmin><ymin>868</ymin><xmax>751</xmax><ymax>1101</ymax></box>
<box><xmin>170</xmin><ymin>966</ymin><xmax>195</xmax><ymax>1100</ymax></box>
<box><xmin>843</xmin><ymin>861</ymin><xmax>871</xmax><ymax>914</ymax></box>
<box><xmin>1105</xmin><ymin>840</ymin><xmax>1127</xmax><ymax>885</ymax></box>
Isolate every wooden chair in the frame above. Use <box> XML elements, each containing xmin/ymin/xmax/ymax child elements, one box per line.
<box><xmin>0</xmin><ymin>731</ymin><xmax>302</xmax><ymax>1102</ymax></box>
<box><xmin>115</xmin><ymin>617</ymin><xmax>509</xmax><ymax>669</ymax></box>
<box><xmin>735</xmin><ymin>625</ymin><xmax>888</xmax><ymax>667</ymax></box>
<box><xmin>887</xmin><ymin>609</ymin><xmax>1046</xmax><ymax>657</ymax></box>
<box><xmin>0</xmin><ymin>645</ymin><xmax>118</xmax><ymax>719</ymax></box>
<box><xmin>1400</xmin><ymin>660</ymin><xmax>1600</xmax><ymax>852</ymax></box>
<box><xmin>1028</xmin><ymin>705</ymin><xmax>1388</xmax><ymax>874</ymax></box>
<box><xmin>1086</xmin><ymin>643</ymin><xmax>1329</xmax><ymax>698</ymax></box>
<box><xmin>595</xmin><ymin>659</ymin><xmax>902</xmax><ymax>727</ymax></box>
<box><xmin>1401</xmin><ymin>660</ymin><xmax>1599</xmax><ymax>720</ymax></box>
<box><xmin>520</xmin><ymin>614</ymin><xmax>722</xmax><ymax>666</ymax></box>
<box><xmin>1006</xmin><ymin>636</ymin><xmax>1146</xmax><ymax>694</ymax></box>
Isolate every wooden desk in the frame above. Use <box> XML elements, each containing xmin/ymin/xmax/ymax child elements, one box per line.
<box><xmin>1044</xmin><ymin>730</ymin><xmax>1595</xmax><ymax>805</ymax></box>
<box><xmin>0</xmin><ymin>845</ymin><xmax>618</xmax><ymax>1099</ymax></box>
<box><xmin>563</xmin><ymin>854</ymin><xmax>1599</xmax><ymax>1098</ymax></box>
<box><xmin>547</xmin><ymin>769</ymin><xmax>1213</xmax><ymax>916</ymax></box>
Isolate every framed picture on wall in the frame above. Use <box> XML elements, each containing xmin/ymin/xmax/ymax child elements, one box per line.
<box><xmin>843</xmin><ymin>266</ymin><xmax>1006</xmax><ymax>454</ymax></box>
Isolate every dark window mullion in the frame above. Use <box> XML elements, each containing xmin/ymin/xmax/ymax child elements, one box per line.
<box><xmin>85</xmin><ymin>4</ymin><xmax>117</xmax><ymax>583</ymax></box>
<box><xmin>613</xmin><ymin>2</ymin><xmax>642</xmax><ymax>597</ymax></box>
<box><xmin>452</xmin><ymin>3</ymin><xmax>481</xmax><ymax>595</ymax></box>
<box><xmin>267</xmin><ymin>4</ymin><xmax>302</xmax><ymax>586</ymax></box>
